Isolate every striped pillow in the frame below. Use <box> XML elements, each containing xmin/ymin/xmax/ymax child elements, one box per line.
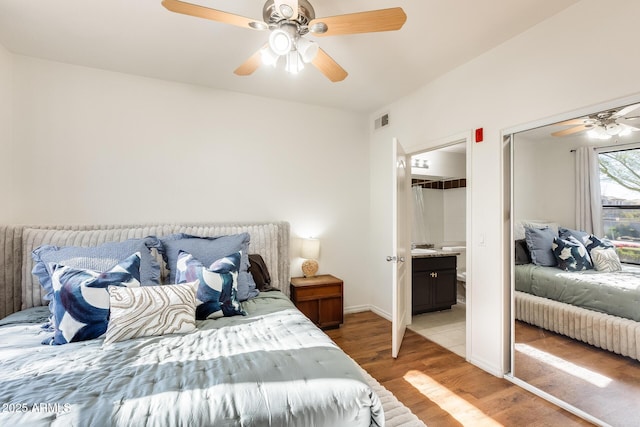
<box><xmin>103</xmin><ymin>281</ymin><xmax>198</xmax><ymax>345</ymax></box>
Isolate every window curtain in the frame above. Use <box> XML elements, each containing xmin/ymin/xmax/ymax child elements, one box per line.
<box><xmin>412</xmin><ymin>185</ymin><xmax>427</xmax><ymax>244</ymax></box>
<box><xmin>575</xmin><ymin>146</ymin><xmax>603</xmax><ymax>236</ymax></box>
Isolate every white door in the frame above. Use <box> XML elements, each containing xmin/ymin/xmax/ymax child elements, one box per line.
<box><xmin>390</xmin><ymin>137</ymin><xmax>410</xmax><ymax>358</ymax></box>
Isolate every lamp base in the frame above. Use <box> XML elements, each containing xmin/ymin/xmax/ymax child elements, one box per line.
<box><xmin>302</xmin><ymin>259</ymin><xmax>319</xmax><ymax>278</ymax></box>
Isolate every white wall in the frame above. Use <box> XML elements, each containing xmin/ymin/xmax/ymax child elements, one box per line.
<box><xmin>513</xmin><ymin>134</ymin><xmax>576</xmax><ymax>227</ymax></box>
<box><xmin>369</xmin><ymin>0</ymin><xmax>640</xmax><ymax>376</ymax></box>
<box><xmin>8</xmin><ymin>55</ymin><xmax>370</xmax><ymax>311</ymax></box>
<box><xmin>0</xmin><ymin>42</ymin><xmax>13</xmax><ymax>222</ymax></box>
<box><xmin>444</xmin><ymin>188</ymin><xmax>466</xmax><ymax>242</ymax></box>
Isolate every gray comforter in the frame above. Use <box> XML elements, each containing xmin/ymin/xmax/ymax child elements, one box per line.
<box><xmin>515</xmin><ymin>264</ymin><xmax>640</xmax><ymax>322</ymax></box>
<box><xmin>0</xmin><ymin>292</ymin><xmax>383</xmax><ymax>426</ymax></box>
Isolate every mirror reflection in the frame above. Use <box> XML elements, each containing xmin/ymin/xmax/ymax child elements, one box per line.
<box><xmin>511</xmin><ymin>102</ymin><xmax>640</xmax><ymax>427</ymax></box>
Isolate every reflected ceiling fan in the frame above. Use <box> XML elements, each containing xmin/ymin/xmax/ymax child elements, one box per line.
<box><xmin>161</xmin><ymin>0</ymin><xmax>407</xmax><ymax>82</ymax></box>
<box><xmin>551</xmin><ymin>103</ymin><xmax>640</xmax><ymax>139</ymax></box>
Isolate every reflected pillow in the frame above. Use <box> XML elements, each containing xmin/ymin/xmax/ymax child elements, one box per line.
<box><xmin>175</xmin><ymin>251</ymin><xmax>246</xmax><ymax>320</ymax></box>
<box><xmin>558</xmin><ymin>227</ymin><xmax>590</xmax><ymax>246</ymax></box>
<box><xmin>590</xmin><ymin>247</ymin><xmax>622</xmax><ymax>272</ymax></box>
<box><xmin>584</xmin><ymin>234</ymin><xmax>615</xmax><ymax>253</ymax></box>
<box><xmin>104</xmin><ymin>281</ymin><xmax>198</xmax><ymax>345</ymax></box>
<box><xmin>552</xmin><ymin>236</ymin><xmax>593</xmax><ymax>271</ymax></box>
<box><xmin>43</xmin><ymin>252</ymin><xmax>141</xmax><ymax>345</ymax></box>
<box><xmin>514</xmin><ymin>239</ymin><xmax>532</xmax><ymax>265</ymax></box>
<box><xmin>525</xmin><ymin>226</ymin><xmax>558</xmax><ymax>267</ymax></box>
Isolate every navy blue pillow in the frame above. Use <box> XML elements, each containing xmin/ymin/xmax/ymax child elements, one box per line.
<box><xmin>43</xmin><ymin>252</ymin><xmax>141</xmax><ymax>345</ymax></box>
<box><xmin>584</xmin><ymin>234</ymin><xmax>615</xmax><ymax>253</ymax></box>
<box><xmin>32</xmin><ymin>236</ymin><xmax>162</xmax><ymax>307</ymax></box>
<box><xmin>552</xmin><ymin>236</ymin><xmax>593</xmax><ymax>271</ymax></box>
<box><xmin>160</xmin><ymin>233</ymin><xmax>258</xmax><ymax>301</ymax></box>
<box><xmin>175</xmin><ymin>251</ymin><xmax>246</xmax><ymax>320</ymax></box>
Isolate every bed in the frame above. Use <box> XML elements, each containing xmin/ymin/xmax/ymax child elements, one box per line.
<box><xmin>514</xmin><ymin>264</ymin><xmax>640</xmax><ymax>361</ymax></box>
<box><xmin>0</xmin><ymin>222</ymin><xmax>386</xmax><ymax>426</ymax></box>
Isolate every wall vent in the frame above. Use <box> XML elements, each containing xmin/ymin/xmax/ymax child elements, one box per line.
<box><xmin>374</xmin><ymin>113</ymin><xmax>390</xmax><ymax>130</ymax></box>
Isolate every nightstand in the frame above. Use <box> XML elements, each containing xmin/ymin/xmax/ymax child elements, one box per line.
<box><xmin>290</xmin><ymin>274</ymin><xmax>343</xmax><ymax>329</ymax></box>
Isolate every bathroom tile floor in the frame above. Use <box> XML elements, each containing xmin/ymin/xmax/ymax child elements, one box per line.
<box><xmin>408</xmin><ymin>302</ymin><xmax>466</xmax><ymax>357</ymax></box>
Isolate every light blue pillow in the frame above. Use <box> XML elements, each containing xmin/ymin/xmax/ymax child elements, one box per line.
<box><xmin>43</xmin><ymin>252</ymin><xmax>141</xmax><ymax>345</ymax></box>
<box><xmin>175</xmin><ymin>250</ymin><xmax>246</xmax><ymax>320</ymax></box>
<box><xmin>559</xmin><ymin>227</ymin><xmax>590</xmax><ymax>246</ymax></box>
<box><xmin>552</xmin><ymin>236</ymin><xmax>593</xmax><ymax>271</ymax></box>
<box><xmin>525</xmin><ymin>226</ymin><xmax>558</xmax><ymax>267</ymax></box>
<box><xmin>32</xmin><ymin>236</ymin><xmax>162</xmax><ymax>306</ymax></box>
<box><xmin>160</xmin><ymin>233</ymin><xmax>258</xmax><ymax>301</ymax></box>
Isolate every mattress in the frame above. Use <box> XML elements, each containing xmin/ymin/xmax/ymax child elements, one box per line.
<box><xmin>514</xmin><ymin>264</ymin><xmax>640</xmax><ymax>322</ymax></box>
<box><xmin>0</xmin><ymin>292</ymin><xmax>383</xmax><ymax>427</ymax></box>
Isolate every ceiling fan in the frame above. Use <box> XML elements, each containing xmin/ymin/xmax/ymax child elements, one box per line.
<box><xmin>161</xmin><ymin>0</ymin><xmax>407</xmax><ymax>82</ymax></box>
<box><xmin>551</xmin><ymin>103</ymin><xmax>640</xmax><ymax>139</ymax></box>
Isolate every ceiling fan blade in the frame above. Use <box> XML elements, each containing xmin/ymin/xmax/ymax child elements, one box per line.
<box><xmin>614</xmin><ymin>102</ymin><xmax>640</xmax><ymax>118</ymax></box>
<box><xmin>234</xmin><ymin>46</ymin><xmax>266</xmax><ymax>76</ymax></box>
<box><xmin>555</xmin><ymin>118</ymin><xmax>587</xmax><ymax>127</ymax></box>
<box><xmin>309</xmin><ymin>8</ymin><xmax>407</xmax><ymax>37</ymax></box>
<box><xmin>551</xmin><ymin>125</ymin><xmax>589</xmax><ymax>137</ymax></box>
<box><xmin>311</xmin><ymin>48</ymin><xmax>348</xmax><ymax>82</ymax></box>
<box><xmin>162</xmin><ymin>0</ymin><xmax>267</xmax><ymax>30</ymax></box>
<box><xmin>274</xmin><ymin>0</ymin><xmax>299</xmax><ymax>21</ymax></box>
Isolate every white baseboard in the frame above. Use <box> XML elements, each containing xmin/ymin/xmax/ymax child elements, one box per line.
<box><xmin>344</xmin><ymin>304</ymin><xmax>391</xmax><ymax>321</ymax></box>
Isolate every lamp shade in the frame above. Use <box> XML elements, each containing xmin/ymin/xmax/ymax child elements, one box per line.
<box><xmin>301</xmin><ymin>238</ymin><xmax>320</xmax><ymax>259</ymax></box>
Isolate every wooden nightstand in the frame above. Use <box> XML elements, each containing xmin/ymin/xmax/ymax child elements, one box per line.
<box><xmin>290</xmin><ymin>274</ymin><xmax>343</xmax><ymax>329</ymax></box>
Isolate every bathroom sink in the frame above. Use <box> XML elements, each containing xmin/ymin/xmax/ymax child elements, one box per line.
<box><xmin>411</xmin><ymin>248</ymin><xmax>438</xmax><ymax>255</ymax></box>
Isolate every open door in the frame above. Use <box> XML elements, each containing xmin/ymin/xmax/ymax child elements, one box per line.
<box><xmin>390</xmin><ymin>137</ymin><xmax>411</xmax><ymax>358</ymax></box>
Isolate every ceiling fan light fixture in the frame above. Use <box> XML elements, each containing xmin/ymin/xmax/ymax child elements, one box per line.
<box><xmin>588</xmin><ymin>126</ymin><xmax>612</xmax><ymax>140</ymax></box>
<box><xmin>260</xmin><ymin>46</ymin><xmax>280</xmax><ymax>67</ymax></box>
<box><xmin>285</xmin><ymin>51</ymin><xmax>304</xmax><ymax>74</ymax></box>
<box><xmin>297</xmin><ymin>37</ymin><xmax>319</xmax><ymax>63</ymax></box>
<box><xmin>279</xmin><ymin>4</ymin><xmax>294</xmax><ymax>19</ymax></box>
<box><xmin>269</xmin><ymin>28</ymin><xmax>293</xmax><ymax>55</ymax></box>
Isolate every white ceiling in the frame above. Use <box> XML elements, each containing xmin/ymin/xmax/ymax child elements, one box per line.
<box><xmin>0</xmin><ymin>0</ymin><xmax>579</xmax><ymax>113</ymax></box>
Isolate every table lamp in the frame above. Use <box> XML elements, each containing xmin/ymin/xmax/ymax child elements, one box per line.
<box><xmin>301</xmin><ymin>238</ymin><xmax>320</xmax><ymax>277</ymax></box>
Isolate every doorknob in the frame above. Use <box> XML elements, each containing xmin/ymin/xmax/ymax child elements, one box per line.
<box><xmin>386</xmin><ymin>256</ymin><xmax>397</xmax><ymax>262</ymax></box>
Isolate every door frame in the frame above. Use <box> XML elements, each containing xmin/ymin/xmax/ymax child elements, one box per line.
<box><xmin>404</xmin><ymin>130</ymin><xmax>473</xmax><ymax>360</ymax></box>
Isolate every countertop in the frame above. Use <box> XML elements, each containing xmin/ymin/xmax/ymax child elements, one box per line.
<box><xmin>411</xmin><ymin>250</ymin><xmax>460</xmax><ymax>258</ymax></box>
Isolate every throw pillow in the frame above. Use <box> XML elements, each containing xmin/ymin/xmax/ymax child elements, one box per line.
<box><xmin>103</xmin><ymin>281</ymin><xmax>198</xmax><ymax>345</ymax></box>
<box><xmin>175</xmin><ymin>251</ymin><xmax>246</xmax><ymax>319</ymax></box>
<box><xmin>248</xmin><ymin>253</ymin><xmax>273</xmax><ymax>291</ymax></box>
<box><xmin>558</xmin><ymin>227</ymin><xmax>591</xmax><ymax>246</ymax></box>
<box><xmin>590</xmin><ymin>247</ymin><xmax>623</xmax><ymax>272</ymax></box>
<box><xmin>552</xmin><ymin>236</ymin><xmax>593</xmax><ymax>271</ymax></box>
<box><xmin>525</xmin><ymin>226</ymin><xmax>558</xmax><ymax>267</ymax></box>
<box><xmin>43</xmin><ymin>252</ymin><xmax>141</xmax><ymax>345</ymax></box>
<box><xmin>160</xmin><ymin>233</ymin><xmax>258</xmax><ymax>301</ymax></box>
<box><xmin>584</xmin><ymin>234</ymin><xmax>615</xmax><ymax>253</ymax></box>
<box><xmin>32</xmin><ymin>236</ymin><xmax>161</xmax><ymax>310</ymax></box>
<box><xmin>514</xmin><ymin>239</ymin><xmax>532</xmax><ymax>265</ymax></box>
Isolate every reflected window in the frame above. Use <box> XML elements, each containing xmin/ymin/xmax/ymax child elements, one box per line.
<box><xmin>599</xmin><ymin>145</ymin><xmax>640</xmax><ymax>264</ymax></box>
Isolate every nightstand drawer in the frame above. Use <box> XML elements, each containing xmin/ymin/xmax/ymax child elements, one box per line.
<box><xmin>292</xmin><ymin>284</ymin><xmax>342</xmax><ymax>300</ymax></box>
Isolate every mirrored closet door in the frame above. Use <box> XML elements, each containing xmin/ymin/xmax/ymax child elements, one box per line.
<box><xmin>508</xmin><ymin>100</ymin><xmax>640</xmax><ymax>427</ymax></box>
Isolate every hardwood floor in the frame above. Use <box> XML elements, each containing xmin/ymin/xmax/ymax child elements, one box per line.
<box><xmin>326</xmin><ymin>311</ymin><xmax>592</xmax><ymax>427</ymax></box>
<box><xmin>515</xmin><ymin>320</ymin><xmax>640</xmax><ymax>427</ymax></box>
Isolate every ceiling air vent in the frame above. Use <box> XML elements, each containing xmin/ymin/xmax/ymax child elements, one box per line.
<box><xmin>374</xmin><ymin>113</ymin><xmax>390</xmax><ymax>130</ymax></box>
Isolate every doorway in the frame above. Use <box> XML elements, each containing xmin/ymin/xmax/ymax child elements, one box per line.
<box><xmin>407</xmin><ymin>140</ymin><xmax>468</xmax><ymax>358</ymax></box>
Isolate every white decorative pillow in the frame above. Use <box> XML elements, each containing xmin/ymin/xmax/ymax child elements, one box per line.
<box><xmin>590</xmin><ymin>247</ymin><xmax>622</xmax><ymax>272</ymax></box>
<box><xmin>104</xmin><ymin>281</ymin><xmax>198</xmax><ymax>345</ymax></box>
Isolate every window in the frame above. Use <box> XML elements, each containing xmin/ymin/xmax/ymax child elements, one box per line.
<box><xmin>599</xmin><ymin>146</ymin><xmax>640</xmax><ymax>264</ymax></box>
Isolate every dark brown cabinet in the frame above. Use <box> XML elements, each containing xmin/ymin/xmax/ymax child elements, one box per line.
<box><xmin>290</xmin><ymin>274</ymin><xmax>343</xmax><ymax>329</ymax></box>
<box><xmin>412</xmin><ymin>256</ymin><xmax>457</xmax><ymax>315</ymax></box>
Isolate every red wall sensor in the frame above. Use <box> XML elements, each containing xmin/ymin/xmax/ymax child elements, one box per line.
<box><xmin>475</xmin><ymin>128</ymin><xmax>484</xmax><ymax>143</ymax></box>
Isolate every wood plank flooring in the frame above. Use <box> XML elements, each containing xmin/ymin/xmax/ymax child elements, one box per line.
<box><xmin>515</xmin><ymin>320</ymin><xmax>640</xmax><ymax>427</ymax></box>
<box><xmin>326</xmin><ymin>311</ymin><xmax>592</xmax><ymax>427</ymax></box>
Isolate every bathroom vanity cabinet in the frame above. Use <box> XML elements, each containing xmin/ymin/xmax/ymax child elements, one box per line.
<box><xmin>411</xmin><ymin>255</ymin><xmax>457</xmax><ymax>315</ymax></box>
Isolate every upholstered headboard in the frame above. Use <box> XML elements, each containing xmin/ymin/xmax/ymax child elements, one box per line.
<box><xmin>0</xmin><ymin>222</ymin><xmax>290</xmax><ymax>319</ymax></box>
